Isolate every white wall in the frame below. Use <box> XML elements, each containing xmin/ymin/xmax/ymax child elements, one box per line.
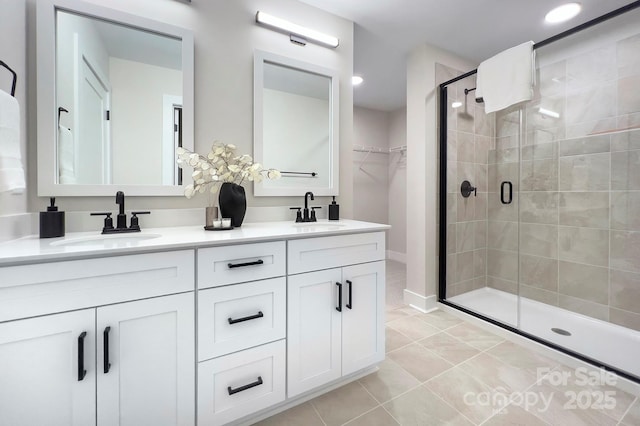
<box><xmin>406</xmin><ymin>43</ymin><xmax>475</xmax><ymax>309</ymax></box>
<box><xmin>0</xmin><ymin>0</ymin><xmax>31</xmax><ymax>240</ymax></box>
<box><xmin>110</xmin><ymin>57</ymin><xmax>182</xmax><ymax>185</ymax></box>
<box><xmin>388</xmin><ymin>107</ymin><xmax>406</xmax><ymax>260</ymax></box>
<box><xmin>21</xmin><ymin>0</ymin><xmax>353</xmax><ymax>219</ymax></box>
<box><xmin>353</xmin><ymin>107</ymin><xmax>389</xmax><ymax>225</ymax></box>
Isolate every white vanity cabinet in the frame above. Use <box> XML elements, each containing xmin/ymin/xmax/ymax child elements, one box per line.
<box><xmin>197</xmin><ymin>242</ymin><xmax>287</xmax><ymax>425</ymax></box>
<box><xmin>287</xmin><ymin>233</ymin><xmax>386</xmax><ymax>398</ymax></box>
<box><xmin>0</xmin><ymin>250</ymin><xmax>196</xmax><ymax>426</ymax></box>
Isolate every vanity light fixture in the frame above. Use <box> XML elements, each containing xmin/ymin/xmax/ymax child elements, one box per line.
<box><xmin>256</xmin><ymin>11</ymin><xmax>339</xmax><ymax>48</ymax></box>
<box><xmin>545</xmin><ymin>3</ymin><xmax>582</xmax><ymax>24</ymax></box>
<box><xmin>352</xmin><ymin>76</ymin><xmax>364</xmax><ymax>86</ymax></box>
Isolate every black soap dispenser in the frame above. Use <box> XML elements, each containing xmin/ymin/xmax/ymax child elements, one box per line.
<box><xmin>328</xmin><ymin>196</ymin><xmax>340</xmax><ymax>221</ymax></box>
<box><xmin>40</xmin><ymin>197</ymin><xmax>65</xmax><ymax>238</ymax></box>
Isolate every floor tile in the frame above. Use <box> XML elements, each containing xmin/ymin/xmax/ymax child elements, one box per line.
<box><xmin>386</xmin><ymin>326</ymin><xmax>412</xmax><ymax>353</ymax></box>
<box><xmin>425</xmin><ymin>367</ymin><xmax>499</xmax><ymax>424</ymax></box>
<box><xmin>386</xmin><ymin>307</ymin><xmax>410</xmax><ymax>323</ymax></box>
<box><xmin>524</xmin><ymin>382</ymin><xmax>618</xmax><ymax>426</ymax></box>
<box><xmin>418</xmin><ymin>332</ymin><xmax>480</xmax><ymax>365</ymax></box>
<box><xmin>253</xmin><ymin>402</ymin><xmax>324</xmax><ymax>426</ymax></box>
<box><xmin>445</xmin><ymin>322</ymin><xmax>505</xmax><ymax>350</ymax></box>
<box><xmin>358</xmin><ymin>358</ymin><xmax>421</xmax><ymax>404</ymax></box>
<box><xmin>383</xmin><ymin>385</ymin><xmax>473</xmax><ymax>426</ymax></box>
<box><xmin>486</xmin><ymin>341</ymin><xmax>558</xmax><ymax>375</ymax></box>
<box><xmin>458</xmin><ymin>352</ymin><xmax>537</xmax><ymax>393</ymax></box>
<box><xmin>482</xmin><ymin>404</ymin><xmax>549</xmax><ymax>425</ymax></box>
<box><xmin>387</xmin><ymin>343</ymin><xmax>453</xmax><ymax>382</ymax></box>
<box><xmin>417</xmin><ymin>309</ymin><xmax>464</xmax><ymax>330</ymax></box>
<box><xmin>344</xmin><ymin>406</ymin><xmax>400</xmax><ymax>426</ymax></box>
<box><xmin>536</xmin><ymin>364</ymin><xmax>636</xmax><ymax>421</ymax></box>
<box><xmin>621</xmin><ymin>397</ymin><xmax>640</xmax><ymax>426</ymax></box>
<box><xmin>310</xmin><ymin>381</ymin><xmax>378</xmax><ymax>426</ymax></box>
<box><xmin>386</xmin><ymin>316</ymin><xmax>440</xmax><ymax>341</ymax></box>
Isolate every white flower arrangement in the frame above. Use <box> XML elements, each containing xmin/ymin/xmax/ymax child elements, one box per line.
<box><xmin>176</xmin><ymin>141</ymin><xmax>280</xmax><ymax>199</ymax></box>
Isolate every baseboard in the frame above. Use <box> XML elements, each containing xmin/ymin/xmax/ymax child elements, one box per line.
<box><xmin>403</xmin><ymin>289</ymin><xmax>437</xmax><ymax>313</ymax></box>
<box><xmin>386</xmin><ymin>250</ymin><xmax>406</xmax><ymax>263</ymax></box>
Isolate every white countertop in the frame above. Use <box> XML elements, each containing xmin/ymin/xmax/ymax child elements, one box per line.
<box><xmin>0</xmin><ymin>219</ymin><xmax>390</xmax><ymax>266</ymax></box>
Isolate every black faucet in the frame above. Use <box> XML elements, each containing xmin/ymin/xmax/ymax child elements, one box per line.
<box><xmin>116</xmin><ymin>191</ymin><xmax>127</xmax><ymax>230</ymax></box>
<box><xmin>303</xmin><ymin>191</ymin><xmax>314</xmax><ymax>222</ymax></box>
<box><xmin>90</xmin><ymin>191</ymin><xmax>150</xmax><ymax>234</ymax></box>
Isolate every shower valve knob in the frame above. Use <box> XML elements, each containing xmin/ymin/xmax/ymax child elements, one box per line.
<box><xmin>461</xmin><ymin>180</ymin><xmax>477</xmax><ymax>198</ymax></box>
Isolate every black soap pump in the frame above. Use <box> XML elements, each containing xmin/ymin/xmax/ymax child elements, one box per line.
<box><xmin>40</xmin><ymin>197</ymin><xmax>65</xmax><ymax>238</ymax></box>
<box><xmin>328</xmin><ymin>196</ymin><xmax>340</xmax><ymax>221</ymax></box>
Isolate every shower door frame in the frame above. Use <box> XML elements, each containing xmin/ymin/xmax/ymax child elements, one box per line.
<box><xmin>437</xmin><ymin>0</ymin><xmax>640</xmax><ymax>384</ymax></box>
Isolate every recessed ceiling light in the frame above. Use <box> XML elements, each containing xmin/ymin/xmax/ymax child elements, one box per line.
<box><xmin>545</xmin><ymin>3</ymin><xmax>582</xmax><ymax>24</ymax></box>
<box><xmin>352</xmin><ymin>76</ymin><xmax>364</xmax><ymax>86</ymax></box>
<box><xmin>451</xmin><ymin>101</ymin><xmax>463</xmax><ymax>109</ymax></box>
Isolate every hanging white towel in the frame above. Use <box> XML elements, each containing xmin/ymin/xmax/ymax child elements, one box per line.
<box><xmin>58</xmin><ymin>123</ymin><xmax>76</xmax><ymax>184</ymax></box>
<box><xmin>476</xmin><ymin>41</ymin><xmax>535</xmax><ymax>114</ymax></box>
<box><xmin>0</xmin><ymin>89</ymin><xmax>25</xmax><ymax>193</ymax></box>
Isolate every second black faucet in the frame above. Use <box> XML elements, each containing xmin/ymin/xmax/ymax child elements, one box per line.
<box><xmin>91</xmin><ymin>191</ymin><xmax>150</xmax><ymax>234</ymax></box>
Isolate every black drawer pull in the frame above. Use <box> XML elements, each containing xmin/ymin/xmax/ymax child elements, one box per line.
<box><xmin>227</xmin><ymin>259</ymin><xmax>264</xmax><ymax>269</ymax></box>
<box><xmin>346</xmin><ymin>280</ymin><xmax>353</xmax><ymax>310</ymax></box>
<box><xmin>77</xmin><ymin>331</ymin><xmax>87</xmax><ymax>381</ymax></box>
<box><xmin>103</xmin><ymin>326</ymin><xmax>111</xmax><ymax>374</ymax></box>
<box><xmin>336</xmin><ymin>282</ymin><xmax>342</xmax><ymax>312</ymax></box>
<box><xmin>228</xmin><ymin>311</ymin><xmax>264</xmax><ymax>325</ymax></box>
<box><xmin>228</xmin><ymin>376</ymin><xmax>263</xmax><ymax>395</ymax></box>
<box><xmin>501</xmin><ymin>181</ymin><xmax>513</xmax><ymax>205</ymax></box>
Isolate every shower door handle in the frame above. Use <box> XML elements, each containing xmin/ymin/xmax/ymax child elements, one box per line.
<box><xmin>501</xmin><ymin>181</ymin><xmax>513</xmax><ymax>205</ymax></box>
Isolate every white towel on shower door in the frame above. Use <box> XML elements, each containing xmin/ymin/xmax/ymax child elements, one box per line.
<box><xmin>0</xmin><ymin>88</ymin><xmax>25</xmax><ymax>193</ymax></box>
<box><xmin>58</xmin><ymin>123</ymin><xmax>76</xmax><ymax>184</ymax></box>
<box><xmin>476</xmin><ymin>41</ymin><xmax>535</xmax><ymax>113</ymax></box>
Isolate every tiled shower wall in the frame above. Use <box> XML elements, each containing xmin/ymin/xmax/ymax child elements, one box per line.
<box><xmin>487</xmin><ymin>30</ymin><xmax>640</xmax><ymax>331</ymax></box>
<box><xmin>436</xmin><ymin>64</ymin><xmax>493</xmax><ymax>297</ymax></box>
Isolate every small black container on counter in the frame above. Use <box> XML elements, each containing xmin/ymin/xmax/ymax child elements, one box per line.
<box><xmin>40</xmin><ymin>197</ymin><xmax>65</xmax><ymax>238</ymax></box>
<box><xmin>328</xmin><ymin>196</ymin><xmax>340</xmax><ymax>221</ymax></box>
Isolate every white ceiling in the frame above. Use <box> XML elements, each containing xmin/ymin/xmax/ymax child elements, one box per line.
<box><xmin>299</xmin><ymin>0</ymin><xmax>638</xmax><ymax>111</ymax></box>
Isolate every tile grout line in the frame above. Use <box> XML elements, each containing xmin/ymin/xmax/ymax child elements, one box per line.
<box><xmin>309</xmin><ymin>400</ymin><xmax>328</xmax><ymax>426</ymax></box>
<box><xmin>616</xmin><ymin>396</ymin><xmax>637</xmax><ymax>426</ymax></box>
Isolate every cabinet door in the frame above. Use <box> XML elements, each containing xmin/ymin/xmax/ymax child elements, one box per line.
<box><xmin>0</xmin><ymin>310</ymin><xmax>96</xmax><ymax>426</ymax></box>
<box><xmin>341</xmin><ymin>261</ymin><xmax>385</xmax><ymax>376</ymax></box>
<box><xmin>96</xmin><ymin>293</ymin><xmax>195</xmax><ymax>426</ymax></box>
<box><xmin>287</xmin><ymin>268</ymin><xmax>342</xmax><ymax>397</ymax></box>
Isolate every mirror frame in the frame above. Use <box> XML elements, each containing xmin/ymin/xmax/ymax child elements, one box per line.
<box><xmin>253</xmin><ymin>50</ymin><xmax>339</xmax><ymax>197</ymax></box>
<box><xmin>37</xmin><ymin>0</ymin><xmax>194</xmax><ymax>196</ymax></box>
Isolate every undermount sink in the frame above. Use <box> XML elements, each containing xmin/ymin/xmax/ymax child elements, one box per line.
<box><xmin>50</xmin><ymin>233</ymin><xmax>162</xmax><ymax>248</ymax></box>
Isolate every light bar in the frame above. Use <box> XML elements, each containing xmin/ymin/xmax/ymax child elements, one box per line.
<box><xmin>539</xmin><ymin>107</ymin><xmax>560</xmax><ymax>118</ymax></box>
<box><xmin>256</xmin><ymin>11</ymin><xmax>339</xmax><ymax>48</ymax></box>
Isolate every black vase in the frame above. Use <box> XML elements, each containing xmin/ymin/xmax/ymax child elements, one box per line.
<box><xmin>218</xmin><ymin>183</ymin><xmax>246</xmax><ymax>227</ymax></box>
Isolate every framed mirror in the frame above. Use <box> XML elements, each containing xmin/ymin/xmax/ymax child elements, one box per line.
<box><xmin>253</xmin><ymin>50</ymin><xmax>339</xmax><ymax>197</ymax></box>
<box><xmin>37</xmin><ymin>0</ymin><xmax>194</xmax><ymax>196</ymax></box>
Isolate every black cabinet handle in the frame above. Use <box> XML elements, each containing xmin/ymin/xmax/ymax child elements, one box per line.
<box><xmin>103</xmin><ymin>326</ymin><xmax>111</xmax><ymax>374</ymax></box>
<box><xmin>227</xmin><ymin>376</ymin><xmax>263</xmax><ymax>395</ymax></box>
<box><xmin>227</xmin><ymin>259</ymin><xmax>264</xmax><ymax>269</ymax></box>
<box><xmin>346</xmin><ymin>280</ymin><xmax>353</xmax><ymax>310</ymax></box>
<box><xmin>336</xmin><ymin>282</ymin><xmax>342</xmax><ymax>312</ymax></box>
<box><xmin>77</xmin><ymin>331</ymin><xmax>87</xmax><ymax>381</ymax></box>
<box><xmin>228</xmin><ymin>311</ymin><xmax>264</xmax><ymax>325</ymax></box>
<box><xmin>501</xmin><ymin>181</ymin><xmax>513</xmax><ymax>205</ymax></box>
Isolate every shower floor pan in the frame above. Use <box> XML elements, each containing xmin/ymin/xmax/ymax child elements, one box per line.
<box><xmin>449</xmin><ymin>287</ymin><xmax>640</xmax><ymax>379</ymax></box>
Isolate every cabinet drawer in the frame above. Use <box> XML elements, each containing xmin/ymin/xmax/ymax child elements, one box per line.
<box><xmin>288</xmin><ymin>232</ymin><xmax>385</xmax><ymax>274</ymax></box>
<box><xmin>0</xmin><ymin>250</ymin><xmax>195</xmax><ymax>322</ymax></box>
<box><xmin>198</xmin><ymin>340</ymin><xmax>285</xmax><ymax>426</ymax></box>
<box><xmin>197</xmin><ymin>241</ymin><xmax>285</xmax><ymax>289</ymax></box>
<box><xmin>198</xmin><ymin>277</ymin><xmax>285</xmax><ymax>360</ymax></box>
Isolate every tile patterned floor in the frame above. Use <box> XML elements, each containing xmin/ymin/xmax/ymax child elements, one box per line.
<box><xmin>255</xmin><ymin>261</ymin><xmax>640</xmax><ymax>426</ymax></box>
